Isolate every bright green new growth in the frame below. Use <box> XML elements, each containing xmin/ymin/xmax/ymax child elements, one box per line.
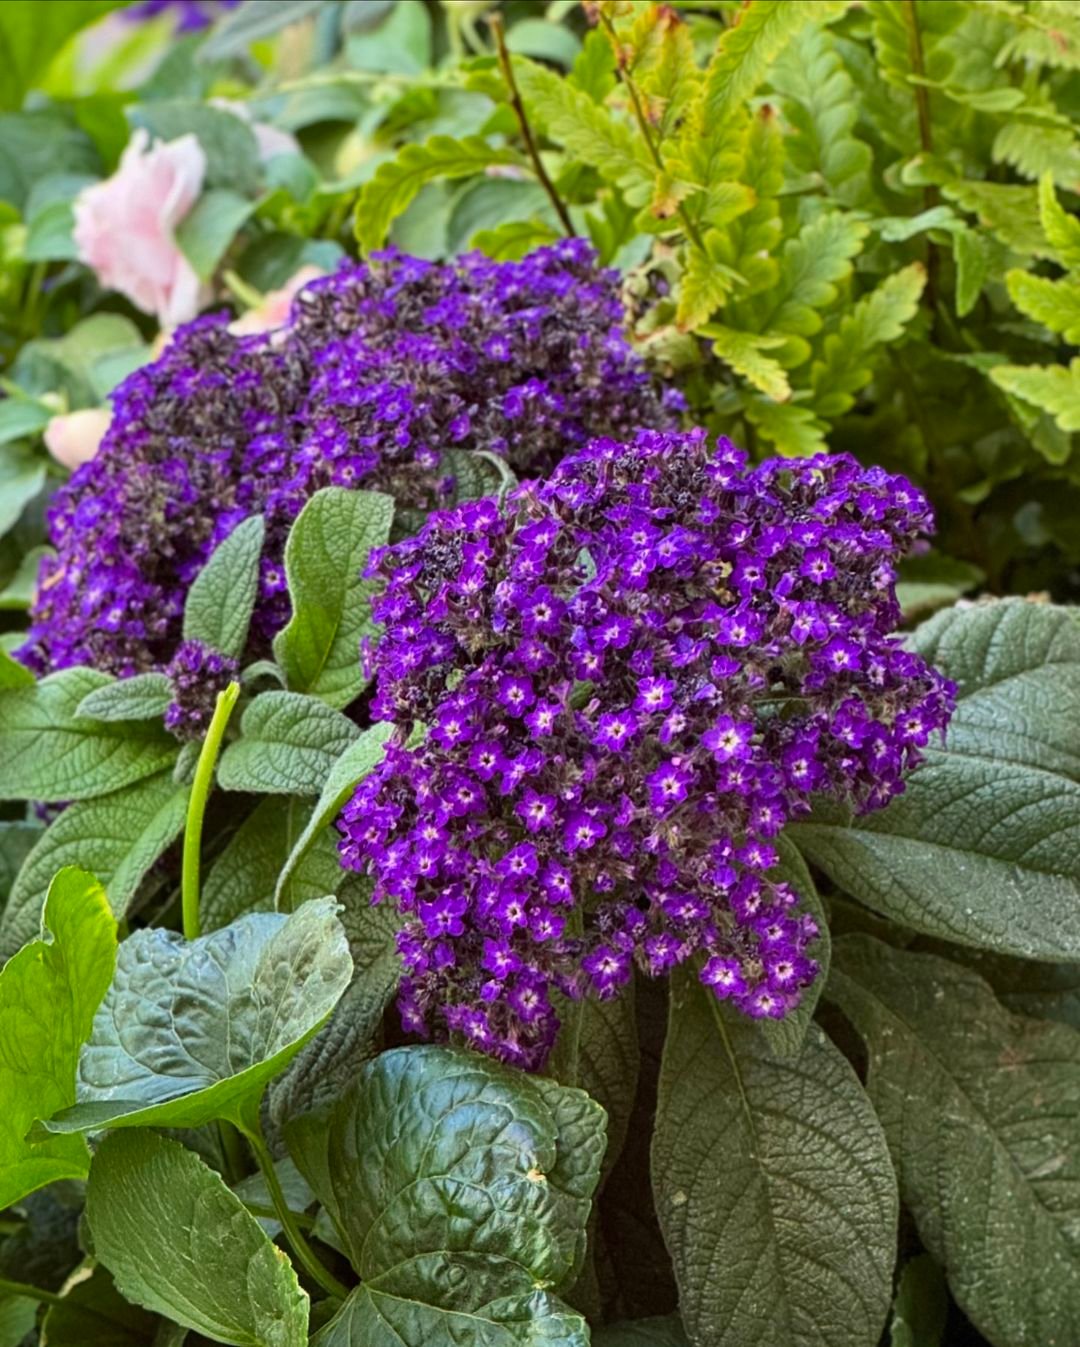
<box><xmin>0</xmin><ymin>866</ymin><xmax>116</xmax><ymax>1210</ymax></box>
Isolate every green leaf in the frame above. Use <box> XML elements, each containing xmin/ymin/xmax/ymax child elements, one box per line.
<box><xmin>0</xmin><ymin>1</ymin><xmax>121</xmax><ymax>111</ymax></box>
<box><xmin>758</xmin><ymin>211</ymin><xmax>869</xmax><ymax>344</ymax></box>
<box><xmin>562</xmin><ymin>982</ymin><xmax>639</xmax><ymax>1181</ymax></box>
<box><xmin>889</xmin><ymin>1255</ymin><xmax>947</xmax><ymax>1347</ymax></box>
<box><xmin>702</xmin><ymin>324</ymin><xmax>790</xmax><ymax>400</ymax></box>
<box><xmin>183</xmin><ymin>514</ymin><xmax>265</xmax><ymax>660</ymax></box>
<box><xmin>87</xmin><ymin>1129</ymin><xmax>309</xmax><ymax>1347</ymax></box>
<box><xmin>506</xmin><ymin>17</ymin><xmax>580</xmax><ymax>66</ymax></box>
<box><xmin>75</xmin><ymin>672</ymin><xmax>172</xmax><ymax>723</ymax></box>
<box><xmin>0</xmin><ymin>820</ymin><xmax>41</xmax><ymax>909</ymax></box>
<box><xmin>790</xmin><ymin>600</ymin><xmax>1080</xmax><ymax>959</ymax></box>
<box><xmin>11</xmin><ymin>312</ymin><xmax>146</xmax><ymax>405</ymax></box>
<box><xmin>830</xmin><ymin>937</ymin><xmax>1080</xmax><ymax>1347</ymax></box>
<box><xmin>473</xmin><ymin>218</ymin><xmax>562</xmax><ymax>261</ymax></box>
<box><xmin>594</xmin><ymin>1319</ymin><xmax>689</xmax><ymax>1347</ymax></box>
<box><xmin>951</xmin><ymin>225</ymin><xmax>996</xmax><ymax>317</ymax></box>
<box><xmin>129</xmin><ymin>101</ymin><xmax>262</xmax><ymax>196</ymax></box>
<box><xmin>0</xmin><ymin>867</ymin><xmax>116</xmax><ymax>1209</ymax></box>
<box><xmin>274</xmin><ymin>722</ymin><xmax>394</xmax><ymax>908</ymax></box>
<box><xmin>942</xmin><ymin>180</ymin><xmax>1048</xmax><ymax>258</ymax></box>
<box><xmin>0</xmin><ymin>1294</ymin><xmax>36</xmax><ymax>1346</ymax></box>
<box><xmin>0</xmin><ymin>443</ymin><xmax>46</xmax><ymax>538</ymax></box>
<box><xmin>990</xmin><ymin>358</ymin><xmax>1080</xmax><ymax>433</ymax></box>
<box><xmin>1038</xmin><ymin>171</ymin><xmax>1080</xmax><ymax>269</ymax></box>
<box><xmin>652</xmin><ymin>972</ymin><xmax>897</xmax><ymax>1347</ymax></box>
<box><xmin>0</xmin><ymin>398</ymin><xmax>50</xmax><ymax>446</ymax></box>
<box><xmin>0</xmin><ymin>646</ymin><xmax>34</xmax><ymax>691</ymax></box>
<box><xmin>39</xmin><ymin>1264</ymin><xmax>158</xmax><ymax>1346</ymax></box>
<box><xmin>0</xmin><ymin>770</ymin><xmax>187</xmax><ymax>961</ymax></box>
<box><xmin>1006</xmin><ymin>269</ymin><xmax>1080</xmax><ymax>342</ymax></box>
<box><xmin>217</xmin><ymin>691</ymin><xmax>359</xmax><ymax>796</ymax></box>
<box><xmin>355</xmin><ymin>136</ymin><xmax>524</xmax><ymax>252</ymax></box>
<box><xmin>42</xmin><ymin>896</ymin><xmax>352</xmax><ymax>1135</ymax></box>
<box><xmin>273</xmin><ymin>488</ymin><xmax>393</xmax><ymax>709</ymax></box>
<box><xmin>758</xmin><ymin>834</ymin><xmax>829</xmax><ymax>1057</ymax></box>
<box><xmin>290</xmin><ymin>1045</ymin><xmax>604</xmax><ymax>1346</ymax></box>
<box><xmin>0</xmin><ymin>668</ymin><xmax>177</xmax><ymax>802</ymax></box>
<box><xmin>809</xmin><ymin>263</ymin><xmax>926</xmax><ymax>418</ymax></box>
<box><xmin>202</xmin><ymin>796</ymin><xmax>343</xmax><ymax>931</ymax></box>
<box><xmin>676</xmin><ymin>233</ymin><xmax>745</xmax><ymax>330</ymax></box>
<box><xmin>743</xmin><ymin>397</ymin><xmax>827</xmax><ymax>457</ymax></box>
<box><xmin>0</xmin><ymin>545</ymin><xmax>49</xmax><ymax>611</ymax></box>
<box><xmin>895</xmin><ymin>551</ymin><xmax>984</xmax><ymax>618</ymax></box>
<box><xmin>176</xmin><ymin>187</ymin><xmax>256</xmax><ymax>281</ymax></box>
<box><xmin>198</xmin><ymin>0</ymin><xmax>325</xmax><ymax>60</ymax></box>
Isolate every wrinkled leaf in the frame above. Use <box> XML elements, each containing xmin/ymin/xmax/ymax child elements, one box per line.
<box><xmin>183</xmin><ymin>514</ymin><xmax>265</xmax><ymax>660</ymax></box>
<box><xmin>217</xmin><ymin>691</ymin><xmax>359</xmax><ymax>796</ymax></box>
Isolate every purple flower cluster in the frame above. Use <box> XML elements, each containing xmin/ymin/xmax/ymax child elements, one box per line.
<box><xmin>337</xmin><ymin>429</ymin><xmax>955</xmax><ymax>1070</ymax></box>
<box><xmin>164</xmin><ymin>640</ymin><xmax>238</xmax><ymax>741</ymax></box>
<box><xmin>20</xmin><ymin>242</ymin><xmax>677</xmax><ymax>679</ymax></box>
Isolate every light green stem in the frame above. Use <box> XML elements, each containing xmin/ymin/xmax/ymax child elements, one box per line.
<box><xmin>181</xmin><ymin>681</ymin><xmax>240</xmax><ymax>942</ymax></box>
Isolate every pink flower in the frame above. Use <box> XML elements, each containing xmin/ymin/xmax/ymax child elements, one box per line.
<box><xmin>73</xmin><ymin>129</ymin><xmax>209</xmax><ymax>326</ymax></box>
<box><xmin>43</xmin><ymin>408</ymin><xmax>113</xmax><ymax>471</ymax></box>
<box><xmin>229</xmin><ymin>265</ymin><xmax>325</xmax><ymax>336</ymax></box>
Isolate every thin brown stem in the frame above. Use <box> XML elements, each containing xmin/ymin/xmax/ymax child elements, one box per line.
<box><xmin>489</xmin><ymin>15</ymin><xmax>576</xmax><ymax>237</ymax></box>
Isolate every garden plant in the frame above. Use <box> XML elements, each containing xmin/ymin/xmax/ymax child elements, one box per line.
<box><xmin>0</xmin><ymin>2</ymin><xmax>1078</xmax><ymax>1346</ymax></box>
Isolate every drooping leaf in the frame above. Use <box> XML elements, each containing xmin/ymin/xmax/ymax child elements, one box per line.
<box><xmin>87</xmin><ymin>1129</ymin><xmax>309</xmax><ymax>1347</ymax></box>
<box><xmin>41</xmin><ymin>897</ymin><xmax>352</xmax><ymax>1135</ymax></box>
<box><xmin>0</xmin><ymin>770</ymin><xmax>187</xmax><ymax>960</ymax></box>
<box><xmin>217</xmin><ymin>691</ymin><xmax>359</xmax><ymax>796</ymax></box>
<box><xmin>0</xmin><ymin>668</ymin><xmax>177</xmax><ymax>802</ymax></box>
<box><xmin>830</xmin><ymin>936</ymin><xmax>1080</xmax><ymax>1346</ymax></box>
<box><xmin>652</xmin><ymin>971</ymin><xmax>897</xmax><ymax>1347</ymax></box>
<box><xmin>289</xmin><ymin>1045</ymin><xmax>605</xmax><ymax>1346</ymax></box>
<box><xmin>790</xmin><ymin>600</ymin><xmax>1080</xmax><ymax>959</ymax></box>
<box><xmin>175</xmin><ymin>187</ymin><xmax>257</xmax><ymax>281</ymax></box>
<box><xmin>0</xmin><ymin>867</ymin><xmax>116</xmax><ymax>1210</ymax></box>
<box><xmin>273</xmin><ymin>488</ymin><xmax>393</xmax><ymax>709</ymax></box>
<box><xmin>183</xmin><ymin>514</ymin><xmax>265</xmax><ymax>660</ymax></box>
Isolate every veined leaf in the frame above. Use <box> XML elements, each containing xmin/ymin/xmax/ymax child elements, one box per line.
<box><xmin>652</xmin><ymin>971</ymin><xmax>897</xmax><ymax>1347</ymax></box>
<box><xmin>991</xmin><ymin>358</ymin><xmax>1080</xmax><ymax>433</ymax></box>
<box><xmin>0</xmin><ymin>868</ymin><xmax>116</xmax><ymax>1210</ymax></box>
<box><xmin>1006</xmin><ymin>269</ymin><xmax>1080</xmax><ymax>342</ymax></box>
<box><xmin>743</xmin><ymin>397</ymin><xmax>827</xmax><ymax>457</ymax></box>
<box><xmin>75</xmin><ymin>672</ymin><xmax>172</xmax><ymax>724</ymax></box>
<box><xmin>355</xmin><ymin>136</ymin><xmax>525</xmax><ymax>252</ymax></box>
<box><xmin>87</xmin><ymin>1130</ymin><xmax>309</xmax><ymax>1347</ymax></box>
<box><xmin>675</xmin><ymin>233</ymin><xmax>745</xmax><ymax>330</ymax></box>
<box><xmin>830</xmin><ymin>937</ymin><xmax>1080</xmax><ymax>1347</ymax></box>
<box><xmin>183</xmin><ymin>514</ymin><xmax>265</xmax><ymax>660</ymax></box>
<box><xmin>942</xmin><ymin>180</ymin><xmax>1048</xmax><ymax>257</ymax></box>
<box><xmin>623</xmin><ymin>3</ymin><xmax>701</xmax><ymax>143</ymax></box>
<box><xmin>809</xmin><ymin>263</ymin><xmax>926</xmax><ymax>418</ymax></box>
<box><xmin>1038</xmin><ymin>171</ymin><xmax>1080</xmax><ymax>269</ymax></box>
<box><xmin>217</xmin><ymin>691</ymin><xmax>359</xmax><ymax>796</ymax></box>
<box><xmin>41</xmin><ymin>897</ymin><xmax>352</xmax><ymax>1135</ymax></box>
<box><xmin>790</xmin><ymin>600</ymin><xmax>1080</xmax><ymax>959</ymax></box>
<box><xmin>755</xmin><ymin>211</ymin><xmax>869</xmax><ymax>343</ymax></box>
<box><xmin>703</xmin><ymin>324</ymin><xmax>790</xmax><ymax>401</ymax></box>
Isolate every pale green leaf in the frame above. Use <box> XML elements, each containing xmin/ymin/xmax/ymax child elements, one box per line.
<box><xmin>991</xmin><ymin>358</ymin><xmax>1080</xmax><ymax>433</ymax></box>
<box><xmin>1006</xmin><ymin>270</ymin><xmax>1080</xmax><ymax>342</ymax></box>
<box><xmin>1038</xmin><ymin>171</ymin><xmax>1080</xmax><ymax>269</ymax></box>
<box><xmin>704</xmin><ymin>324</ymin><xmax>790</xmax><ymax>400</ymax></box>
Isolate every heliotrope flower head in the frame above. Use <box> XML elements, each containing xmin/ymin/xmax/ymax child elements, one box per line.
<box><xmin>164</xmin><ymin>639</ymin><xmax>238</xmax><ymax>742</ymax></box>
<box><xmin>20</xmin><ymin>241</ymin><xmax>678</xmax><ymax>679</ymax></box>
<box><xmin>337</xmin><ymin>428</ymin><xmax>956</xmax><ymax>1070</ymax></box>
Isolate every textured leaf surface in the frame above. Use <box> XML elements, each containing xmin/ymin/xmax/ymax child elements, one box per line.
<box><xmin>830</xmin><ymin>937</ymin><xmax>1080</xmax><ymax>1347</ymax></box>
<box><xmin>217</xmin><ymin>691</ymin><xmax>359</xmax><ymax>796</ymax></box>
<box><xmin>87</xmin><ymin>1129</ymin><xmax>308</xmax><ymax>1347</ymax></box>
<box><xmin>183</xmin><ymin>514</ymin><xmax>265</xmax><ymax>659</ymax></box>
<box><xmin>0</xmin><ymin>771</ymin><xmax>187</xmax><ymax>960</ymax></box>
<box><xmin>75</xmin><ymin>672</ymin><xmax>172</xmax><ymax>723</ymax></box>
<box><xmin>43</xmin><ymin>897</ymin><xmax>352</xmax><ymax>1134</ymax></box>
<box><xmin>594</xmin><ymin>1319</ymin><xmax>690</xmax><ymax>1347</ymax></box>
<box><xmin>273</xmin><ymin>489</ymin><xmax>394</xmax><ymax>709</ymax></box>
<box><xmin>291</xmin><ymin>1045</ymin><xmax>605</xmax><ymax>1346</ymax></box>
<box><xmin>790</xmin><ymin>600</ymin><xmax>1080</xmax><ymax>958</ymax></box>
<box><xmin>0</xmin><ymin>668</ymin><xmax>177</xmax><ymax>802</ymax></box>
<box><xmin>652</xmin><ymin>973</ymin><xmax>896</xmax><ymax>1347</ymax></box>
<box><xmin>0</xmin><ymin>868</ymin><xmax>116</xmax><ymax>1209</ymax></box>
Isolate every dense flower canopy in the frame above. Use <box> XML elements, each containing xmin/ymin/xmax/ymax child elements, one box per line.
<box><xmin>20</xmin><ymin>241</ymin><xmax>678</xmax><ymax>680</ymax></box>
<box><xmin>338</xmin><ymin>429</ymin><xmax>956</xmax><ymax>1070</ymax></box>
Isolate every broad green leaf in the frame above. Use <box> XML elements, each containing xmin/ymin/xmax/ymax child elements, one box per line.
<box><xmin>952</xmin><ymin>225</ymin><xmax>996</xmax><ymax>317</ymax></box>
<box><xmin>830</xmin><ymin>937</ymin><xmax>1080</xmax><ymax>1346</ymax></box>
<box><xmin>217</xmin><ymin>691</ymin><xmax>359</xmax><ymax>796</ymax></box>
<box><xmin>0</xmin><ymin>820</ymin><xmax>40</xmax><ymax>910</ymax></box>
<box><xmin>0</xmin><ymin>398</ymin><xmax>50</xmax><ymax>446</ymax></box>
<box><xmin>355</xmin><ymin>136</ymin><xmax>525</xmax><ymax>252</ymax></box>
<box><xmin>0</xmin><ymin>1295</ymin><xmax>36</xmax><ymax>1347</ymax></box>
<box><xmin>75</xmin><ymin>672</ymin><xmax>172</xmax><ymax>723</ymax></box>
<box><xmin>1006</xmin><ymin>270</ymin><xmax>1080</xmax><ymax>343</ymax></box>
<box><xmin>0</xmin><ymin>0</ymin><xmax>120</xmax><ymax>110</ymax></box>
<box><xmin>183</xmin><ymin>514</ymin><xmax>265</xmax><ymax>660</ymax></box>
<box><xmin>274</xmin><ymin>722</ymin><xmax>394</xmax><ymax>908</ymax></box>
<box><xmin>0</xmin><ymin>668</ymin><xmax>177</xmax><ymax>802</ymax></box>
<box><xmin>176</xmin><ymin>188</ymin><xmax>256</xmax><ymax>281</ymax></box>
<box><xmin>895</xmin><ymin>552</ymin><xmax>984</xmax><ymax>618</ymax></box>
<box><xmin>87</xmin><ymin>1129</ymin><xmax>309</xmax><ymax>1347</ymax></box>
<box><xmin>42</xmin><ymin>897</ymin><xmax>352</xmax><ymax>1135</ymax></box>
<box><xmin>0</xmin><ymin>770</ymin><xmax>187</xmax><ymax>961</ymax></box>
<box><xmin>199</xmin><ymin>0</ymin><xmax>325</xmax><ymax>60</ymax></box>
<box><xmin>203</xmin><ymin>796</ymin><xmax>344</xmax><ymax>931</ymax></box>
<box><xmin>560</xmin><ymin>981</ymin><xmax>639</xmax><ymax>1181</ymax></box>
<box><xmin>0</xmin><ymin>867</ymin><xmax>116</xmax><ymax>1209</ymax></box>
<box><xmin>441</xmin><ymin>448</ymin><xmax>518</xmax><ymax>505</ymax></box>
<box><xmin>273</xmin><ymin>488</ymin><xmax>393</xmax><ymax>709</ymax></box>
<box><xmin>652</xmin><ymin>972</ymin><xmax>897</xmax><ymax>1347</ymax></box>
<box><xmin>990</xmin><ymin>359</ymin><xmax>1080</xmax><ymax>433</ymax></box>
<box><xmin>129</xmin><ymin>101</ymin><xmax>262</xmax><ymax>196</ymax></box>
<box><xmin>290</xmin><ymin>1045</ymin><xmax>605</xmax><ymax>1346</ymax></box>
<box><xmin>0</xmin><ymin>443</ymin><xmax>46</xmax><ymax>538</ymax></box>
<box><xmin>40</xmin><ymin>1264</ymin><xmax>158</xmax><ymax>1346</ymax></box>
<box><xmin>594</xmin><ymin>1319</ymin><xmax>690</xmax><ymax>1347</ymax></box>
<box><xmin>889</xmin><ymin>1255</ymin><xmax>947</xmax><ymax>1347</ymax></box>
<box><xmin>1038</xmin><ymin>171</ymin><xmax>1080</xmax><ymax>269</ymax></box>
<box><xmin>0</xmin><ymin>545</ymin><xmax>49</xmax><ymax>612</ymax></box>
<box><xmin>790</xmin><ymin>600</ymin><xmax>1080</xmax><ymax>959</ymax></box>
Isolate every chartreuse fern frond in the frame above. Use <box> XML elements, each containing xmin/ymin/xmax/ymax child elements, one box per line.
<box><xmin>1039</xmin><ymin>173</ymin><xmax>1080</xmax><ymax>270</ymax></box>
<box><xmin>1006</xmin><ymin>272</ymin><xmax>1080</xmax><ymax>344</ymax></box>
<box><xmin>991</xmin><ymin>360</ymin><xmax>1080</xmax><ymax>433</ymax></box>
<box><xmin>701</xmin><ymin>325</ymin><xmax>791</xmax><ymax>402</ymax></box>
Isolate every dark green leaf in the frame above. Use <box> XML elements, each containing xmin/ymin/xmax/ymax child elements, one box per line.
<box><xmin>289</xmin><ymin>1045</ymin><xmax>604</xmax><ymax>1346</ymax></box>
<box><xmin>87</xmin><ymin>1130</ymin><xmax>309</xmax><ymax>1346</ymax></box>
<box><xmin>0</xmin><ymin>868</ymin><xmax>116</xmax><ymax>1209</ymax></box>
<box><xmin>889</xmin><ymin>1255</ymin><xmax>947</xmax><ymax>1347</ymax></box>
<box><xmin>183</xmin><ymin>515</ymin><xmax>265</xmax><ymax>659</ymax></box>
<box><xmin>274</xmin><ymin>488</ymin><xmax>393</xmax><ymax>708</ymax></box>
<box><xmin>40</xmin><ymin>1263</ymin><xmax>158</xmax><ymax>1346</ymax></box>
<box><xmin>830</xmin><ymin>936</ymin><xmax>1080</xmax><ymax>1347</ymax></box>
<box><xmin>217</xmin><ymin>691</ymin><xmax>359</xmax><ymax>796</ymax></box>
<box><xmin>0</xmin><ymin>668</ymin><xmax>177</xmax><ymax>802</ymax></box>
<box><xmin>0</xmin><ymin>442</ymin><xmax>46</xmax><ymax>537</ymax></box>
<box><xmin>42</xmin><ymin>897</ymin><xmax>352</xmax><ymax>1135</ymax></box>
<box><xmin>594</xmin><ymin>1318</ymin><xmax>690</xmax><ymax>1347</ymax></box>
<box><xmin>790</xmin><ymin>601</ymin><xmax>1080</xmax><ymax>959</ymax></box>
<box><xmin>652</xmin><ymin>972</ymin><xmax>896</xmax><ymax>1347</ymax></box>
<box><xmin>0</xmin><ymin>770</ymin><xmax>187</xmax><ymax>961</ymax></box>
<box><xmin>0</xmin><ymin>1293</ymin><xmax>36</xmax><ymax>1346</ymax></box>
<box><xmin>76</xmin><ymin>672</ymin><xmax>173</xmax><ymax>723</ymax></box>
<box><xmin>129</xmin><ymin>101</ymin><xmax>262</xmax><ymax>195</ymax></box>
